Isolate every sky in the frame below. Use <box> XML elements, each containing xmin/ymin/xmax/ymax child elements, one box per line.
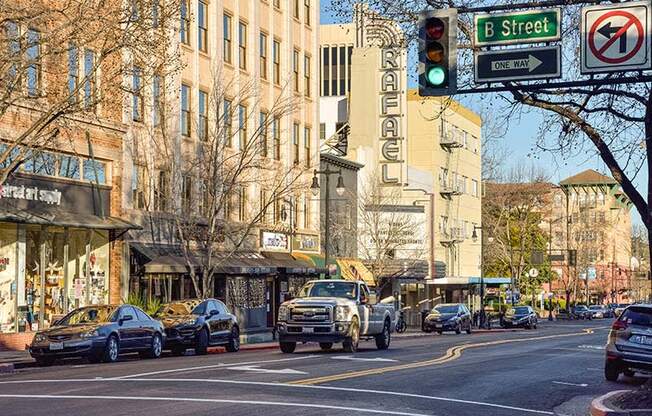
<box><xmin>319</xmin><ymin>1</ymin><xmax>647</xmax><ymax>227</ymax></box>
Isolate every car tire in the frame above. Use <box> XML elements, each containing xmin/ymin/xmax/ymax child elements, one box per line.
<box><xmin>195</xmin><ymin>328</ymin><xmax>209</xmax><ymax>355</ymax></box>
<box><xmin>280</xmin><ymin>341</ymin><xmax>296</xmax><ymax>353</ymax></box>
<box><xmin>103</xmin><ymin>335</ymin><xmax>119</xmax><ymax>363</ymax></box>
<box><xmin>423</xmin><ymin>327</ymin><xmax>433</xmax><ymax>333</ymax></box>
<box><xmin>605</xmin><ymin>360</ymin><xmax>621</xmax><ymax>382</ymax></box>
<box><xmin>533</xmin><ymin>321</ymin><xmax>537</xmax><ymax>330</ymax></box>
<box><xmin>171</xmin><ymin>347</ymin><xmax>186</xmax><ymax>356</ymax></box>
<box><xmin>319</xmin><ymin>342</ymin><xmax>333</xmax><ymax>351</ymax></box>
<box><xmin>437</xmin><ymin>330</ymin><xmax>443</xmax><ymax>335</ymax></box>
<box><xmin>623</xmin><ymin>369</ymin><xmax>636</xmax><ymax>378</ymax></box>
<box><xmin>455</xmin><ymin>322</ymin><xmax>461</xmax><ymax>335</ymax></box>
<box><xmin>375</xmin><ymin>320</ymin><xmax>391</xmax><ymax>350</ymax></box>
<box><xmin>466</xmin><ymin>323</ymin><xmax>472</xmax><ymax>334</ymax></box>
<box><xmin>343</xmin><ymin>318</ymin><xmax>360</xmax><ymax>353</ymax></box>
<box><xmin>143</xmin><ymin>333</ymin><xmax>163</xmax><ymax>359</ymax></box>
<box><xmin>225</xmin><ymin>326</ymin><xmax>240</xmax><ymax>353</ymax></box>
<box><xmin>35</xmin><ymin>356</ymin><xmax>54</xmax><ymax>367</ymax></box>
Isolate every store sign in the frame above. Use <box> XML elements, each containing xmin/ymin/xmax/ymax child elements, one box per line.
<box><xmin>292</xmin><ymin>234</ymin><xmax>319</xmax><ymax>252</ymax></box>
<box><xmin>475</xmin><ymin>8</ymin><xmax>561</xmax><ymax>46</ymax></box>
<box><xmin>0</xmin><ymin>183</ymin><xmax>62</xmax><ymax>205</ymax></box>
<box><xmin>261</xmin><ymin>231</ymin><xmax>289</xmax><ymax>252</ymax></box>
<box><xmin>379</xmin><ymin>48</ymin><xmax>405</xmax><ymax>186</ymax></box>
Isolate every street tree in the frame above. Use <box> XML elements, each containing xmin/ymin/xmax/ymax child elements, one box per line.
<box><xmin>131</xmin><ymin>70</ymin><xmax>308</xmax><ymax>299</ymax></box>
<box><xmin>328</xmin><ymin>0</ymin><xmax>652</xmax><ymax>275</ymax></box>
<box><xmin>0</xmin><ymin>0</ymin><xmax>181</xmax><ymax>183</ymax></box>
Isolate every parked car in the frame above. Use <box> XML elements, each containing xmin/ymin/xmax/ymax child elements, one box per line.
<box><xmin>29</xmin><ymin>304</ymin><xmax>165</xmax><ymax>366</ymax></box>
<box><xmin>589</xmin><ymin>305</ymin><xmax>612</xmax><ymax>319</ymax></box>
<box><xmin>604</xmin><ymin>304</ymin><xmax>652</xmax><ymax>381</ymax></box>
<box><xmin>571</xmin><ymin>304</ymin><xmax>593</xmax><ymax>320</ymax></box>
<box><xmin>423</xmin><ymin>303</ymin><xmax>472</xmax><ymax>334</ymax></box>
<box><xmin>503</xmin><ymin>306</ymin><xmax>538</xmax><ymax>329</ymax></box>
<box><xmin>614</xmin><ymin>303</ymin><xmax>631</xmax><ymax>317</ymax></box>
<box><xmin>276</xmin><ymin>280</ymin><xmax>395</xmax><ymax>353</ymax></box>
<box><xmin>155</xmin><ymin>298</ymin><xmax>240</xmax><ymax>355</ymax></box>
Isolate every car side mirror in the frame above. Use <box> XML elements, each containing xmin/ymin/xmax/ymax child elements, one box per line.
<box><xmin>119</xmin><ymin>315</ymin><xmax>133</xmax><ymax>325</ymax></box>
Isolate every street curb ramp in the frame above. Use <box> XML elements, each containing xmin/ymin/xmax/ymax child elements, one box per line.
<box><xmin>590</xmin><ymin>390</ymin><xmax>652</xmax><ymax>416</ymax></box>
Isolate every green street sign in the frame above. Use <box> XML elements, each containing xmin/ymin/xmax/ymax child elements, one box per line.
<box><xmin>474</xmin><ymin>8</ymin><xmax>561</xmax><ymax>46</ymax></box>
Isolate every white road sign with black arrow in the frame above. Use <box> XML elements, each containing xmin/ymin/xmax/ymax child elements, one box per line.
<box><xmin>474</xmin><ymin>45</ymin><xmax>561</xmax><ymax>83</ymax></box>
<box><xmin>581</xmin><ymin>1</ymin><xmax>652</xmax><ymax>73</ymax></box>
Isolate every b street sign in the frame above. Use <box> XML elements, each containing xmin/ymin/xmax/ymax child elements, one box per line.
<box><xmin>474</xmin><ymin>45</ymin><xmax>561</xmax><ymax>83</ymax></box>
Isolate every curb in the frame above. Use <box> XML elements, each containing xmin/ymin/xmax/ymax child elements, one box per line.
<box><xmin>590</xmin><ymin>390</ymin><xmax>652</xmax><ymax>416</ymax></box>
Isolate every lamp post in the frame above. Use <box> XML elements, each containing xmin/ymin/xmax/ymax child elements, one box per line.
<box><xmin>310</xmin><ymin>166</ymin><xmax>345</xmax><ymax>269</ymax></box>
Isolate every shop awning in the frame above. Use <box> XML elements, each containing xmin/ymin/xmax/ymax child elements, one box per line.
<box><xmin>143</xmin><ymin>250</ymin><xmax>274</xmax><ymax>275</ymax></box>
<box><xmin>0</xmin><ymin>208</ymin><xmax>140</xmax><ymax>230</ymax></box>
<box><xmin>338</xmin><ymin>259</ymin><xmax>375</xmax><ymax>287</ymax></box>
<box><xmin>363</xmin><ymin>259</ymin><xmax>430</xmax><ymax>281</ymax></box>
<box><xmin>424</xmin><ymin>277</ymin><xmax>512</xmax><ymax>285</ymax></box>
<box><xmin>293</xmin><ymin>253</ymin><xmax>333</xmax><ymax>276</ymax></box>
<box><xmin>262</xmin><ymin>252</ymin><xmax>324</xmax><ymax>274</ymax></box>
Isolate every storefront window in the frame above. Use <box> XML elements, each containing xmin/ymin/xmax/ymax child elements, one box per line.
<box><xmin>0</xmin><ymin>224</ymin><xmax>17</xmax><ymax>333</ymax></box>
<box><xmin>83</xmin><ymin>159</ymin><xmax>107</xmax><ymax>184</ymax></box>
<box><xmin>24</xmin><ymin>225</ymin><xmax>43</xmax><ymax>331</ymax></box>
<box><xmin>89</xmin><ymin>230</ymin><xmax>109</xmax><ymax>305</ymax></box>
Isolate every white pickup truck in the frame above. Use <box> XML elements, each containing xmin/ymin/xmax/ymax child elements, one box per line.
<box><xmin>276</xmin><ymin>279</ymin><xmax>396</xmax><ymax>353</ymax></box>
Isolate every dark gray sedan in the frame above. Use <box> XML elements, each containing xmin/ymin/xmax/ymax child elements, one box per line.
<box><xmin>503</xmin><ymin>306</ymin><xmax>538</xmax><ymax>329</ymax></box>
<box><xmin>29</xmin><ymin>304</ymin><xmax>165</xmax><ymax>366</ymax></box>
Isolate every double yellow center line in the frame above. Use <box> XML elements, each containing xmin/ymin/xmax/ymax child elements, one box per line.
<box><xmin>290</xmin><ymin>328</ymin><xmax>596</xmax><ymax>385</ymax></box>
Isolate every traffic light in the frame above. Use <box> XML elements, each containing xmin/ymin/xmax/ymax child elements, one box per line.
<box><xmin>568</xmin><ymin>249</ymin><xmax>577</xmax><ymax>267</ymax></box>
<box><xmin>418</xmin><ymin>9</ymin><xmax>457</xmax><ymax>97</ymax></box>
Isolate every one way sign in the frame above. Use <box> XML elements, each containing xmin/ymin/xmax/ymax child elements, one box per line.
<box><xmin>474</xmin><ymin>46</ymin><xmax>561</xmax><ymax>83</ymax></box>
<box><xmin>581</xmin><ymin>1</ymin><xmax>652</xmax><ymax>73</ymax></box>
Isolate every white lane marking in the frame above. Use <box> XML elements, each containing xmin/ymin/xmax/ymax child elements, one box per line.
<box><xmin>578</xmin><ymin>345</ymin><xmax>605</xmax><ymax>350</ymax></box>
<box><xmin>110</xmin><ymin>355</ymin><xmax>318</xmax><ymax>379</ymax></box>
<box><xmin>228</xmin><ymin>365</ymin><xmax>307</xmax><ymax>375</ymax></box>
<box><xmin>0</xmin><ymin>378</ymin><xmax>554</xmax><ymax>415</ymax></box>
<box><xmin>332</xmin><ymin>356</ymin><xmax>398</xmax><ymax>363</ymax></box>
<box><xmin>552</xmin><ymin>381</ymin><xmax>588</xmax><ymax>387</ymax></box>
<box><xmin>0</xmin><ymin>394</ymin><xmax>434</xmax><ymax>416</ymax></box>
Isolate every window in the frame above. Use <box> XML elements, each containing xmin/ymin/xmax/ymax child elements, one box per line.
<box><xmin>59</xmin><ymin>155</ymin><xmax>80</xmax><ymax>180</ymax></box>
<box><xmin>223</xmin><ymin>14</ymin><xmax>232</xmax><ymax>63</ymax></box>
<box><xmin>224</xmin><ymin>99</ymin><xmax>232</xmax><ymax>146</ymax></box>
<box><xmin>259</xmin><ymin>32</ymin><xmax>268</xmax><ymax>79</ymax></box>
<box><xmin>27</xmin><ymin>151</ymin><xmax>56</xmax><ymax>176</ymax></box>
<box><xmin>152</xmin><ymin>74</ymin><xmax>161</xmax><ymax>126</ymax></box>
<box><xmin>238</xmin><ymin>21</ymin><xmax>247</xmax><ymax>70</ymax></box>
<box><xmin>259</xmin><ymin>111</ymin><xmax>268</xmax><ymax>157</ymax></box>
<box><xmin>155</xmin><ymin>170</ymin><xmax>170</xmax><ymax>211</ymax></box>
<box><xmin>132</xmin><ymin>66</ymin><xmax>143</xmax><ymax>121</ymax></box>
<box><xmin>273</xmin><ymin>117</ymin><xmax>280</xmax><ymax>160</ymax></box>
<box><xmin>303</xmin><ymin>194</ymin><xmax>310</xmax><ymax>229</ymax></box>
<box><xmin>272</xmin><ymin>39</ymin><xmax>280</xmax><ymax>85</ymax></box>
<box><xmin>180</xmin><ymin>0</ymin><xmax>190</xmax><ymax>44</ymax></box>
<box><xmin>238</xmin><ymin>187</ymin><xmax>247</xmax><ymax>221</ymax></box>
<box><xmin>304</xmin><ymin>55</ymin><xmax>311</xmax><ymax>97</ymax></box>
<box><xmin>472</xmin><ymin>179</ymin><xmax>478</xmax><ymax>197</ymax></box>
<box><xmin>293</xmin><ymin>0</ymin><xmax>300</xmax><ymax>18</ymax></box>
<box><xmin>304</xmin><ymin>126</ymin><xmax>311</xmax><ymax>167</ymax></box>
<box><xmin>198</xmin><ymin>0</ymin><xmax>207</xmax><ymax>52</ymax></box>
<box><xmin>198</xmin><ymin>90</ymin><xmax>208</xmax><ymax>140</ymax></box>
<box><xmin>293</xmin><ymin>49</ymin><xmax>300</xmax><ymax>92</ymax></box>
<box><xmin>293</xmin><ymin>122</ymin><xmax>300</xmax><ymax>165</ymax></box>
<box><xmin>83</xmin><ymin>49</ymin><xmax>95</xmax><ymax>108</ymax></box>
<box><xmin>152</xmin><ymin>0</ymin><xmax>159</xmax><ymax>27</ymax></box>
<box><xmin>319</xmin><ymin>123</ymin><xmax>325</xmax><ymax>141</ymax></box>
<box><xmin>26</xmin><ymin>29</ymin><xmax>41</xmax><ymax>97</ymax></box>
<box><xmin>273</xmin><ymin>0</ymin><xmax>280</xmax><ymax>8</ymax></box>
<box><xmin>304</xmin><ymin>0</ymin><xmax>311</xmax><ymax>25</ymax></box>
<box><xmin>180</xmin><ymin>84</ymin><xmax>191</xmax><ymax>136</ymax></box>
<box><xmin>5</xmin><ymin>22</ymin><xmax>19</xmax><ymax>84</ymax></box>
<box><xmin>238</xmin><ymin>104</ymin><xmax>247</xmax><ymax>148</ymax></box>
<box><xmin>182</xmin><ymin>175</ymin><xmax>192</xmax><ymax>213</ymax></box>
<box><xmin>68</xmin><ymin>45</ymin><xmax>79</xmax><ymax>103</ymax></box>
<box><xmin>132</xmin><ymin>163</ymin><xmax>148</xmax><ymax>209</ymax></box>
<box><xmin>83</xmin><ymin>159</ymin><xmax>107</xmax><ymax>184</ymax></box>
<box><xmin>322</xmin><ymin>46</ymin><xmax>329</xmax><ymax>95</ymax></box>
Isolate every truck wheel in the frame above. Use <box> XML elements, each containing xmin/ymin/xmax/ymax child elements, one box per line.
<box><xmin>343</xmin><ymin>318</ymin><xmax>359</xmax><ymax>353</ymax></box>
<box><xmin>375</xmin><ymin>320</ymin><xmax>391</xmax><ymax>350</ymax></box>
<box><xmin>280</xmin><ymin>341</ymin><xmax>296</xmax><ymax>354</ymax></box>
<box><xmin>319</xmin><ymin>343</ymin><xmax>333</xmax><ymax>351</ymax></box>
<box><xmin>605</xmin><ymin>360</ymin><xmax>621</xmax><ymax>382</ymax></box>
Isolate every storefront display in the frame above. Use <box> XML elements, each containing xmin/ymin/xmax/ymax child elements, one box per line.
<box><xmin>0</xmin><ymin>224</ymin><xmax>17</xmax><ymax>333</ymax></box>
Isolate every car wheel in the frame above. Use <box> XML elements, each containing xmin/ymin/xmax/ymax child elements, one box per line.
<box><xmin>533</xmin><ymin>321</ymin><xmax>537</xmax><ymax>330</ymax></box>
<box><xmin>423</xmin><ymin>326</ymin><xmax>433</xmax><ymax>333</ymax></box>
<box><xmin>343</xmin><ymin>318</ymin><xmax>360</xmax><ymax>353</ymax></box>
<box><xmin>225</xmin><ymin>326</ymin><xmax>240</xmax><ymax>353</ymax></box>
<box><xmin>35</xmin><ymin>356</ymin><xmax>54</xmax><ymax>367</ymax></box>
<box><xmin>319</xmin><ymin>342</ymin><xmax>333</xmax><ymax>351</ymax></box>
<box><xmin>143</xmin><ymin>333</ymin><xmax>162</xmax><ymax>359</ymax></box>
<box><xmin>280</xmin><ymin>341</ymin><xmax>296</xmax><ymax>353</ymax></box>
<box><xmin>605</xmin><ymin>360</ymin><xmax>621</xmax><ymax>382</ymax></box>
<box><xmin>437</xmin><ymin>330</ymin><xmax>443</xmax><ymax>335</ymax></box>
<box><xmin>171</xmin><ymin>347</ymin><xmax>186</xmax><ymax>356</ymax></box>
<box><xmin>455</xmin><ymin>322</ymin><xmax>462</xmax><ymax>335</ymax></box>
<box><xmin>466</xmin><ymin>323</ymin><xmax>472</xmax><ymax>334</ymax></box>
<box><xmin>623</xmin><ymin>369</ymin><xmax>636</xmax><ymax>378</ymax></box>
<box><xmin>375</xmin><ymin>320</ymin><xmax>391</xmax><ymax>350</ymax></box>
<box><xmin>195</xmin><ymin>328</ymin><xmax>209</xmax><ymax>355</ymax></box>
<box><xmin>103</xmin><ymin>335</ymin><xmax>119</xmax><ymax>363</ymax></box>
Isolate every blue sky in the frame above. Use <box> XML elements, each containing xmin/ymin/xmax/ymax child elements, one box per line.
<box><xmin>320</xmin><ymin>1</ymin><xmax>646</xmax><ymax>226</ymax></box>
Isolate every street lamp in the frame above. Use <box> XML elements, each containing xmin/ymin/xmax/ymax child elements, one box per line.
<box><xmin>310</xmin><ymin>166</ymin><xmax>345</xmax><ymax>268</ymax></box>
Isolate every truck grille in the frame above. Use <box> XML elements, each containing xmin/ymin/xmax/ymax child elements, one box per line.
<box><xmin>290</xmin><ymin>306</ymin><xmax>332</xmax><ymax>323</ymax></box>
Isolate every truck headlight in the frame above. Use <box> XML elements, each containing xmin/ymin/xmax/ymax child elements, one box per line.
<box><xmin>334</xmin><ymin>306</ymin><xmax>350</xmax><ymax>321</ymax></box>
<box><xmin>33</xmin><ymin>333</ymin><xmax>46</xmax><ymax>343</ymax></box>
<box><xmin>278</xmin><ymin>305</ymin><xmax>289</xmax><ymax>322</ymax></box>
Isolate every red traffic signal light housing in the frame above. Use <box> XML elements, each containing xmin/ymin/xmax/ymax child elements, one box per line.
<box><xmin>419</xmin><ymin>9</ymin><xmax>457</xmax><ymax>97</ymax></box>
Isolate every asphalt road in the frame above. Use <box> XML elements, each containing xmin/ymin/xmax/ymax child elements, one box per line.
<box><xmin>0</xmin><ymin>320</ymin><xmax>648</xmax><ymax>416</ymax></box>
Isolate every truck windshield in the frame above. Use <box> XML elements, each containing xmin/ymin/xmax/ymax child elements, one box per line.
<box><xmin>299</xmin><ymin>282</ymin><xmax>358</xmax><ymax>300</ymax></box>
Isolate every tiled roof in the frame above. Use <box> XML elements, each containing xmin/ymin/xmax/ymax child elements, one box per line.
<box><xmin>559</xmin><ymin>169</ymin><xmax>617</xmax><ymax>186</ymax></box>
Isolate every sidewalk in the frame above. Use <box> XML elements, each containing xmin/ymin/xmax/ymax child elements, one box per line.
<box><xmin>590</xmin><ymin>381</ymin><xmax>652</xmax><ymax>416</ymax></box>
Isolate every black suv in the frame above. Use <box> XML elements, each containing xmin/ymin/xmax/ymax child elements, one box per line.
<box><xmin>423</xmin><ymin>303</ymin><xmax>472</xmax><ymax>335</ymax></box>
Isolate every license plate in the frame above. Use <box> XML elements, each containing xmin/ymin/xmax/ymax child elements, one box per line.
<box><xmin>302</xmin><ymin>327</ymin><xmax>314</xmax><ymax>333</ymax></box>
<box><xmin>49</xmin><ymin>342</ymin><xmax>64</xmax><ymax>351</ymax></box>
<box><xmin>631</xmin><ymin>335</ymin><xmax>652</xmax><ymax>346</ymax></box>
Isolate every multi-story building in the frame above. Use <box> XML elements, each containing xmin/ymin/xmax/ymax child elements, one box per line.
<box><xmin>121</xmin><ymin>0</ymin><xmax>322</xmax><ymax>337</ymax></box>
<box><xmin>319</xmin><ymin>6</ymin><xmax>482</xmax><ymax>320</ymax></box>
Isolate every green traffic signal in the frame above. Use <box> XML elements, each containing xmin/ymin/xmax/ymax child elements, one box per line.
<box><xmin>426</xmin><ymin>66</ymin><xmax>446</xmax><ymax>86</ymax></box>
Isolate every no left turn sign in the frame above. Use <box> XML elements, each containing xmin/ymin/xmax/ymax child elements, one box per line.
<box><xmin>581</xmin><ymin>1</ymin><xmax>652</xmax><ymax>73</ymax></box>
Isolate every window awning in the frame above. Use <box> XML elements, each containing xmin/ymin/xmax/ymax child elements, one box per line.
<box><xmin>338</xmin><ymin>259</ymin><xmax>375</xmax><ymax>287</ymax></box>
<box><xmin>143</xmin><ymin>251</ymin><xmax>275</xmax><ymax>275</ymax></box>
<box><xmin>0</xmin><ymin>208</ymin><xmax>140</xmax><ymax>230</ymax></box>
<box><xmin>262</xmin><ymin>252</ymin><xmax>325</xmax><ymax>274</ymax></box>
